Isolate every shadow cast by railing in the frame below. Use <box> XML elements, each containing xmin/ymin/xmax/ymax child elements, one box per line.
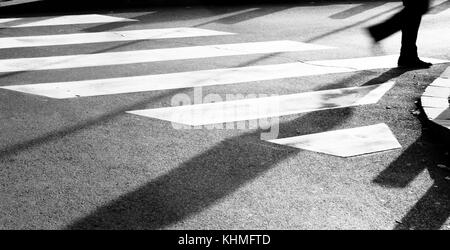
<box><xmin>65</xmin><ymin>107</ymin><xmax>354</xmax><ymax>229</ymax></box>
<box><xmin>0</xmin><ymin>88</ymin><xmax>183</xmax><ymax>158</ymax></box>
<box><xmin>63</xmin><ymin>69</ymin><xmax>406</xmax><ymax>229</ymax></box>
<box><xmin>306</xmin><ymin>3</ymin><xmax>403</xmax><ymax>43</ymax></box>
<box><xmin>329</xmin><ymin>2</ymin><xmax>387</xmax><ymax>19</ymax></box>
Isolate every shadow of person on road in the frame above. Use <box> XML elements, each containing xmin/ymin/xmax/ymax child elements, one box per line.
<box><xmin>373</xmin><ymin>104</ymin><xmax>450</xmax><ymax>230</ymax></box>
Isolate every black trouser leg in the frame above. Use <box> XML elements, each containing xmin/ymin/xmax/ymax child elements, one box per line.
<box><xmin>368</xmin><ymin>10</ymin><xmax>404</xmax><ymax>42</ymax></box>
<box><xmin>399</xmin><ymin>8</ymin><xmax>422</xmax><ymax>59</ymax></box>
<box><xmin>399</xmin><ymin>0</ymin><xmax>429</xmax><ymax>59</ymax></box>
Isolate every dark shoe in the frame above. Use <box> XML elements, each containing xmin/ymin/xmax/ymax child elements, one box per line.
<box><xmin>398</xmin><ymin>57</ymin><xmax>432</xmax><ymax>69</ymax></box>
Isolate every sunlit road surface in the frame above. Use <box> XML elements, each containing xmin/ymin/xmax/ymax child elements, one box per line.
<box><xmin>0</xmin><ymin>1</ymin><xmax>449</xmax><ymax>230</ymax></box>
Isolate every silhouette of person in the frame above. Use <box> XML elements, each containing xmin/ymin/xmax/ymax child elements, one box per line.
<box><xmin>367</xmin><ymin>0</ymin><xmax>432</xmax><ymax>68</ymax></box>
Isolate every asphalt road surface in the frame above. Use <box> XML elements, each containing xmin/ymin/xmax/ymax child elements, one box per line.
<box><xmin>1</xmin><ymin>0</ymin><xmax>450</xmax><ymax>230</ymax></box>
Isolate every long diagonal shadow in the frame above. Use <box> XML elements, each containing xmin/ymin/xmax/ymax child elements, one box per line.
<box><xmin>82</xmin><ymin>12</ymin><xmax>159</xmax><ymax>33</ymax></box>
<box><xmin>0</xmin><ymin>88</ymin><xmax>183</xmax><ymax>159</ymax></box>
<box><xmin>81</xmin><ymin>4</ymin><xmax>260</xmax><ymax>33</ymax></box>
<box><xmin>329</xmin><ymin>2</ymin><xmax>387</xmax><ymax>19</ymax></box>
<box><xmin>0</xmin><ymin>48</ymin><xmax>411</xmax><ymax>160</ymax></box>
<box><xmin>306</xmin><ymin>4</ymin><xmax>403</xmax><ymax>43</ymax></box>
<box><xmin>0</xmin><ymin>44</ymin><xmax>411</xmax><ymax>229</ymax></box>
<box><xmin>64</xmin><ymin>69</ymin><xmax>405</xmax><ymax>230</ymax></box>
<box><xmin>194</xmin><ymin>5</ymin><xmax>293</xmax><ymax>27</ymax></box>
<box><xmin>65</xmin><ymin>108</ymin><xmax>354</xmax><ymax>230</ymax></box>
<box><xmin>373</xmin><ymin>100</ymin><xmax>449</xmax><ymax>188</ymax></box>
<box><xmin>394</xmin><ymin>168</ymin><xmax>450</xmax><ymax>230</ymax></box>
<box><xmin>0</xmin><ymin>53</ymin><xmax>291</xmax><ymax>156</ymax></box>
<box><xmin>428</xmin><ymin>0</ymin><xmax>450</xmax><ymax>15</ymax></box>
<box><xmin>0</xmin><ymin>6</ymin><xmax>288</xmax><ymax>80</ymax></box>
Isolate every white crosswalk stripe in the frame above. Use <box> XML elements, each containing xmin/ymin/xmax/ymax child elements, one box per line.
<box><xmin>0</xmin><ymin>41</ymin><xmax>331</xmax><ymax>73</ymax></box>
<box><xmin>2</xmin><ymin>55</ymin><xmax>447</xmax><ymax>99</ymax></box>
<box><xmin>0</xmin><ymin>28</ymin><xmax>234</xmax><ymax>49</ymax></box>
<box><xmin>1</xmin><ymin>13</ymin><xmax>449</xmax><ymax>157</ymax></box>
<box><xmin>267</xmin><ymin>123</ymin><xmax>402</xmax><ymax>157</ymax></box>
<box><xmin>0</xmin><ymin>14</ymin><xmax>136</xmax><ymax>28</ymax></box>
<box><xmin>0</xmin><ymin>0</ymin><xmax>42</xmax><ymax>8</ymax></box>
<box><xmin>0</xmin><ymin>18</ymin><xmax>20</xmax><ymax>24</ymax></box>
<box><xmin>127</xmin><ymin>82</ymin><xmax>395</xmax><ymax>126</ymax></box>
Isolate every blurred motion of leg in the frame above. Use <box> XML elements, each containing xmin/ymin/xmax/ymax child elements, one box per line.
<box><xmin>398</xmin><ymin>0</ymin><xmax>432</xmax><ymax>68</ymax></box>
<box><xmin>366</xmin><ymin>10</ymin><xmax>404</xmax><ymax>43</ymax></box>
<box><xmin>366</xmin><ymin>0</ymin><xmax>433</xmax><ymax>68</ymax></box>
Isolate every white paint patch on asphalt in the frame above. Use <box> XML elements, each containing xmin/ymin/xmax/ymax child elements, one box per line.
<box><xmin>421</xmin><ymin>66</ymin><xmax>450</xmax><ymax>129</ymax></box>
<box><xmin>421</xmin><ymin>96</ymin><xmax>449</xmax><ymax>108</ymax></box>
<box><xmin>2</xmin><ymin>55</ymin><xmax>441</xmax><ymax>99</ymax></box>
<box><xmin>354</xmin><ymin>80</ymin><xmax>396</xmax><ymax>105</ymax></box>
<box><xmin>2</xmin><ymin>14</ymin><xmax>136</xmax><ymax>28</ymax></box>
<box><xmin>423</xmin><ymin>85</ymin><xmax>450</xmax><ymax>98</ymax></box>
<box><xmin>430</xmin><ymin>78</ymin><xmax>450</xmax><ymax>88</ymax></box>
<box><xmin>0</xmin><ymin>41</ymin><xmax>332</xmax><ymax>72</ymax></box>
<box><xmin>0</xmin><ymin>28</ymin><xmax>234</xmax><ymax>49</ymax></box>
<box><xmin>126</xmin><ymin>82</ymin><xmax>395</xmax><ymax>126</ymax></box>
<box><xmin>311</xmin><ymin>55</ymin><xmax>448</xmax><ymax>71</ymax></box>
<box><xmin>267</xmin><ymin>123</ymin><xmax>401</xmax><ymax>157</ymax></box>
<box><xmin>423</xmin><ymin>107</ymin><xmax>450</xmax><ymax>120</ymax></box>
<box><xmin>435</xmin><ymin>119</ymin><xmax>450</xmax><ymax>129</ymax></box>
<box><xmin>440</xmin><ymin>67</ymin><xmax>450</xmax><ymax>79</ymax></box>
<box><xmin>0</xmin><ymin>18</ymin><xmax>20</xmax><ymax>24</ymax></box>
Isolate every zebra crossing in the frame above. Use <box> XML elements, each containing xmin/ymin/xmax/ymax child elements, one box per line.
<box><xmin>0</xmin><ymin>40</ymin><xmax>332</xmax><ymax>73</ymax></box>
<box><xmin>0</xmin><ymin>14</ymin><xmax>136</xmax><ymax>28</ymax></box>
<box><xmin>1</xmin><ymin>13</ymin><xmax>448</xmax><ymax>157</ymax></box>
<box><xmin>268</xmin><ymin>123</ymin><xmax>402</xmax><ymax>158</ymax></box>
<box><xmin>421</xmin><ymin>66</ymin><xmax>450</xmax><ymax>130</ymax></box>
<box><xmin>127</xmin><ymin>82</ymin><xmax>396</xmax><ymax>126</ymax></box>
<box><xmin>3</xmin><ymin>55</ymin><xmax>446</xmax><ymax>99</ymax></box>
<box><xmin>0</xmin><ymin>28</ymin><xmax>232</xmax><ymax>49</ymax></box>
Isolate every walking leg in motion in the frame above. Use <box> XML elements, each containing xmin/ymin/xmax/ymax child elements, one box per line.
<box><xmin>366</xmin><ymin>0</ymin><xmax>432</xmax><ymax>68</ymax></box>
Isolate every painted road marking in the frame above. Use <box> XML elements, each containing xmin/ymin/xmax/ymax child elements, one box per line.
<box><xmin>0</xmin><ymin>18</ymin><xmax>20</xmax><ymax>24</ymax></box>
<box><xmin>435</xmin><ymin>119</ymin><xmax>450</xmax><ymax>129</ymax></box>
<box><xmin>423</xmin><ymin>85</ymin><xmax>450</xmax><ymax>98</ymax></box>
<box><xmin>0</xmin><ymin>0</ymin><xmax>43</xmax><ymax>7</ymax></box>
<box><xmin>429</xmin><ymin>77</ymin><xmax>450</xmax><ymax>88</ymax></box>
<box><xmin>267</xmin><ymin>123</ymin><xmax>401</xmax><ymax>157</ymax></box>
<box><xmin>440</xmin><ymin>67</ymin><xmax>450</xmax><ymax>79</ymax></box>
<box><xmin>0</xmin><ymin>41</ymin><xmax>332</xmax><ymax>73</ymax></box>
<box><xmin>0</xmin><ymin>28</ymin><xmax>234</xmax><ymax>49</ymax></box>
<box><xmin>126</xmin><ymin>82</ymin><xmax>395</xmax><ymax>126</ymax></box>
<box><xmin>423</xmin><ymin>107</ymin><xmax>450</xmax><ymax>120</ymax></box>
<box><xmin>0</xmin><ymin>14</ymin><xmax>136</xmax><ymax>28</ymax></box>
<box><xmin>421</xmin><ymin>96</ymin><xmax>449</xmax><ymax>108</ymax></box>
<box><xmin>1</xmin><ymin>55</ymin><xmax>446</xmax><ymax>99</ymax></box>
<box><xmin>311</xmin><ymin>56</ymin><xmax>447</xmax><ymax>71</ymax></box>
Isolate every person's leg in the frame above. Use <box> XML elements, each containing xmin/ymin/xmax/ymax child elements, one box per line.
<box><xmin>367</xmin><ymin>9</ymin><xmax>404</xmax><ymax>42</ymax></box>
<box><xmin>399</xmin><ymin>10</ymin><xmax>421</xmax><ymax>58</ymax></box>
<box><xmin>398</xmin><ymin>0</ymin><xmax>431</xmax><ymax>67</ymax></box>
